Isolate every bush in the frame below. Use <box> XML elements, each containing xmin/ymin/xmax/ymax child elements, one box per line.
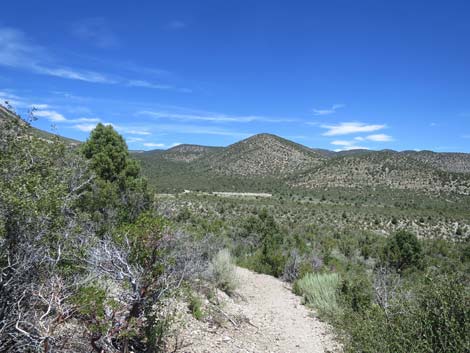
<box><xmin>209</xmin><ymin>249</ymin><xmax>238</xmax><ymax>295</ymax></box>
<box><xmin>293</xmin><ymin>272</ymin><xmax>341</xmax><ymax>316</ymax></box>
<box><xmin>342</xmin><ymin>272</ymin><xmax>469</xmax><ymax>353</ymax></box>
<box><xmin>188</xmin><ymin>294</ymin><xmax>204</xmax><ymax>320</ymax></box>
<box><xmin>383</xmin><ymin>230</ymin><xmax>422</xmax><ymax>272</ymax></box>
<box><xmin>339</xmin><ymin>271</ymin><xmax>373</xmax><ymax>313</ymax></box>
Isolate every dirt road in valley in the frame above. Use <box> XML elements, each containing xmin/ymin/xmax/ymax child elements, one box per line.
<box><xmin>179</xmin><ymin>267</ymin><xmax>339</xmax><ymax>353</ymax></box>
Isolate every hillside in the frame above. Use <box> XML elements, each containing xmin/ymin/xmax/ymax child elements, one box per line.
<box><xmin>4</xmin><ymin>107</ymin><xmax>470</xmax><ymax>197</ymax></box>
<box><xmin>157</xmin><ymin>144</ymin><xmax>223</xmax><ymax>162</ymax></box>
<box><xmin>133</xmin><ymin>133</ymin><xmax>470</xmax><ymax>196</ymax></box>
<box><xmin>293</xmin><ymin>151</ymin><xmax>470</xmax><ymax>196</ymax></box>
<box><xmin>0</xmin><ymin>105</ymin><xmax>80</xmax><ymax>146</ymax></box>
<box><xmin>404</xmin><ymin>150</ymin><xmax>470</xmax><ymax>174</ymax></box>
<box><xmin>198</xmin><ymin>133</ymin><xmax>325</xmax><ymax>177</ymax></box>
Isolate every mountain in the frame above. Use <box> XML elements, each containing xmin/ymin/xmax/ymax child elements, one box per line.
<box><xmin>198</xmin><ymin>133</ymin><xmax>325</xmax><ymax>177</ymax></box>
<box><xmin>132</xmin><ymin>134</ymin><xmax>328</xmax><ymax>192</ymax></box>
<box><xmin>158</xmin><ymin>144</ymin><xmax>223</xmax><ymax>162</ymax></box>
<box><xmin>3</xmin><ymin>104</ymin><xmax>469</xmax><ymax>196</ymax></box>
<box><xmin>403</xmin><ymin>150</ymin><xmax>470</xmax><ymax>174</ymax></box>
<box><xmin>292</xmin><ymin>150</ymin><xmax>470</xmax><ymax>196</ymax></box>
<box><xmin>133</xmin><ymin>133</ymin><xmax>470</xmax><ymax>196</ymax></box>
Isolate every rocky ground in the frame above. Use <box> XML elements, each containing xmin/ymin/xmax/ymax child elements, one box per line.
<box><xmin>174</xmin><ymin>267</ymin><xmax>339</xmax><ymax>353</ymax></box>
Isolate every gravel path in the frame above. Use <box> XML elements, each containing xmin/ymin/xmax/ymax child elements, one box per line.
<box><xmin>179</xmin><ymin>267</ymin><xmax>338</xmax><ymax>353</ymax></box>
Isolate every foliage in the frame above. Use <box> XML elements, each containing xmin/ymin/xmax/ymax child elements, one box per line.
<box><xmin>236</xmin><ymin>209</ymin><xmax>287</xmax><ymax>277</ymax></box>
<box><xmin>293</xmin><ymin>272</ymin><xmax>341</xmax><ymax>316</ymax></box>
<box><xmin>0</xmin><ymin>109</ymin><xmax>195</xmax><ymax>352</ymax></box>
<box><xmin>0</xmin><ymin>112</ymin><xmax>94</xmax><ymax>351</ymax></box>
<box><xmin>209</xmin><ymin>249</ymin><xmax>238</xmax><ymax>295</ymax></box>
<box><xmin>342</xmin><ymin>272</ymin><xmax>469</xmax><ymax>353</ymax></box>
<box><xmin>382</xmin><ymin>230</ymin><xmax>423</xmax><ymax>272</ymax></box>
<box><xmin>188</xmin><ymin>293</ymin><xmax>205</xmax><ymax>320</ymax></box>
<box><xmin>80</xmin><ymin>123</ymin><xmax>150</xmax><ymax>226</ymax></box>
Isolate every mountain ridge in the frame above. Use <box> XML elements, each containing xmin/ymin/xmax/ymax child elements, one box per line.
<box><xmin>2</xmin><ymin>106</ymin><xmax>470</xmax><ymax>195</ymax></box>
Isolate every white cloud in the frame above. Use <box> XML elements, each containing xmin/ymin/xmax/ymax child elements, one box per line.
<box><xmin>143</xmin><ymin>142</ymin><xmax>165</xmax><ymax>148</ymax></box>
<box><xmin>30</xmin><ymin>103</ymin><xmax>50</xmax><ymax>109</ymax></box>
<box><xmin>126</xmin><ymin>137</ymin><xmax>145</xmax><ymax>143</ymax></box>
<box><xmin>313</xmin><ymin>104</ymin><xmax>345</xmax><ymax>116</ymax></box>
<box><xmin>34</xmin><ymin>109</ymin><xmax>67</xmax><ymax>122</ymax></box>
<box><xmin>127</xmin><ymin>80</ymin><xmax>191</xmax><ymax>92</ymax></box>
<box><xmin>71</xmin><ymin>17</ymin><xmax>119</xmax><ymax>48</ymax></box>
<box><xmin>36</xmin><ymin>66</ymin><xmax>116</xmax><ymax>83</ymax></box>
<box><xmin>321</xmin><ymin>122</ymin><xmax>386</xmax><ymax>136</ymax></box>
<box><xmin>331</xmin><ymin>140</ymin><xmax>354</xmax><ymax>146</ymax></box>
<box><xmin>365</xmin><ymin>134</ymin><xmax>393</xmax><ymax>142</ymax></box>
<box><xmin>0</xmin><ymin>27</ymin><xmax>187</xmax><ymax>91</ymax></box>
<box><xmin>118</xmin><ymin>128</ymin><xmax>151</xmax><ymax>136</ymax></box>
<box><xmin>333</xmin><ymin>146</ymin><xmax>369</xmax><ymax>152</ymax></box>
<box><xmin>73</xmin><ymin>123</ymin><xmax>98</xmax><ymax>132</ymax></box>
<box><xmin>0</xmin><ymin>90</ymin><xmax>25</xmax><ymax>107</ymax></box>
<box><xmin>166</xmin><ymin>21</ymin><xmax>186</xmax><ymax>30</ymax></box>
<box><xmin>142</xmin><ymin>142</ymin><xmax>181</xmax><ymax>149</ymax></box>
<box><xmin>137</xmin><ymin>110</ymin><xmax>295</xmax><ymax>123</ymax></box>
<box><xmin>0</xmin><ymin>27</ymin><xmax>116</xmax><ymax>83</ymax></box>
<box><xmin>34</xmin><ymin>108</ymin><xmax>101</xmax><ymax>124</ymax></box>
<box><xmin>150</xmin><ymin>123</ymin><xmax>250</xmax><ymax>138</ymax></box>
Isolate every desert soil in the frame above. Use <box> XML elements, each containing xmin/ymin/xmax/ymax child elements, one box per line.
<box><xmin>177</xmin><ymin>267</ymin><xmax>339</xmax><ymax>353</ymax></box>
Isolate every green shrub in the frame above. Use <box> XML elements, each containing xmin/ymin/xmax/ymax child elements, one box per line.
<box><xmin>209</xmin><ymin>249</ymin><xmax>238</xmax><ymax>295</ymax></box>
<box><xmin>383</xmin><ymin>230</ymin><xmax>422</xmax><ymax>272</ymax></box>
<box><xmin>342</xmin><ymin>273</ymin><xmax>469</xmax><ymax>353</ymax></box>
<box><xmin>293</xmin><ymin>272</ymin><xmax>341</xmax><ymax>316</ymax></box>
<box><xmin>188</xmin><ymin>294</ymin><xmax>204</xmax><ymax>320</ymax></box>
<box><xmin>339</xmin><ymin>271</ymin><xmax>373</xmax><ymax>313</ymax></box>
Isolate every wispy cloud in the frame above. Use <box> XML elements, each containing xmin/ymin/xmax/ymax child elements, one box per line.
<box><xmin>71</xmin><ymin>122</ymin><xmax>151</xmax><ymax>136</ymax></box>
<box><xmin>151</xmin><ymin>123</ymin><xmax>250</xmax><ymax>138</ymax></box>
<box><xmin>0</xmin><ymin>27</ymin><xmax>188</xmax><ymax>91</ymax></box>
<box><xmin>71</xmin><ymin>17</ymin><xmax>119</xmax><ymax>48</ymax></box>
<box><xmin>34</xmin><ymin>109</ymin><xmax>67</xmax><ymax>122</ymax></box>
<box><xmin>33</xmin><ymin>108</ymin><xmax>101</xmax><ymax>124</ymax></box>
<box><xmin>126</xmin><ymin>137</ymin><xmax>145</xmax><ymax>143</ymax></box>
<box><xmin>313</xmin><ymin>104</ymin><xmax>345</xmax><ymax>116</ymax></box>
<box><xmin>73</xmin><ymin>123</ymin><xmax>98</xmax><ymax>132</ymax></box>
<box><xmin>362</xmin><ymin>134</ymin><xmax>393</xmax><ymax>142</ymax></box>
<box><xmin>127</xmin><ymin>80</ymin><xmax>192</xmax><ymax>93</ymax></box>
<box><xmin>0</xmin><ymin>27</ymin><xmax>116</xmax><ymax>83</ymax></box>
<box><xmin>0</xmin><ymin>90</ymin><xmax>25</xmax><ymax>107</ymax></box>
<box><xmin>142</xmin><ymin>141</ymin><xmax>181</xmax><ymax>149</ymax></box>
<box><xmin>137</xmin><ymin>110</ymin><xmax>295</xmax><ymax>123</ymax></box>
<box><xmin>36</xmin><ymin>67</ymin><xmax>116</xmax><ymax>83</ymax></box>
<box><xmin>143</xmin><ymin>142</ymin><xmax>165</xmax><ymax>148</ymax></box>
<box><xmin>321</xmin><ymin>122</ymin><xmax>386</xmax><ymax>136</ymax></box>
<box><xmin>331</xmin><ymin>140</ymin><xmax>369</xmax><ymax>151</ymax></box>
<box><xmin>166</xmin><ymin>21</ymin><xmax>186</xmax><ymax>30</ymax></box>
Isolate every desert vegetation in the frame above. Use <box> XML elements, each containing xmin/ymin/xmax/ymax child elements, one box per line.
<box><xmin>156</xmin><ymin>191</ymin><xmax>469</xmax><ymax>352</ymax></box>
<box><xmin>0</xmin><ymin>110</ymin><xmax>228</xmax><ymax>352</ymax></box>
<box><xmin>1</xmin><ymin>106</ymin><xmax>469</xmax><ymax>352</ymax></box>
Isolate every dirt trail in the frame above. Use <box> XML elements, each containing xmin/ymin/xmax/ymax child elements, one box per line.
<box><xmin>179</xmin><ymin>267</ymin><xmax>339</xmax><ymax>353</ymax></box>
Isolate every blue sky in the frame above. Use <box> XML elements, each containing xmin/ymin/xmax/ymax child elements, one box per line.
<box><xmin>1</xmin><ymin>0</ymin><xmax>469</xmax><ymax>152</ymax></box>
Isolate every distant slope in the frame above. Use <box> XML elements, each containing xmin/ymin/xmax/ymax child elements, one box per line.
<box><xmin>292</xmin><ymin>151</ymin><xmax>470</xmax><ymax>196</ymax></box>
<box><xmin>198</xmin><ymin>133</ymin><xmax>325</xmax><ymax>177</ymax></box>
<box><xmin>159</xmin><ymin>144</ymin><xmax>223</xmax><ymax>162</ymax></box>
<box><xmin>0</xmin><ymin>105</ymin><xmax>80</xmax><ymax>146</ymax></box>
<box><xmin>133</xmin><ymin>132</ymin><xmax>470</xmax><ymax>195</ymax></box>
<box><xmin>403</xmin><ymin>150</ymin><xmax>470</xmax><ymax>174</ymax></box>
<box><xmin>6</xmin><ymin>102</ymin><xmax>467</xmax><ymax>196</ymax></box>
